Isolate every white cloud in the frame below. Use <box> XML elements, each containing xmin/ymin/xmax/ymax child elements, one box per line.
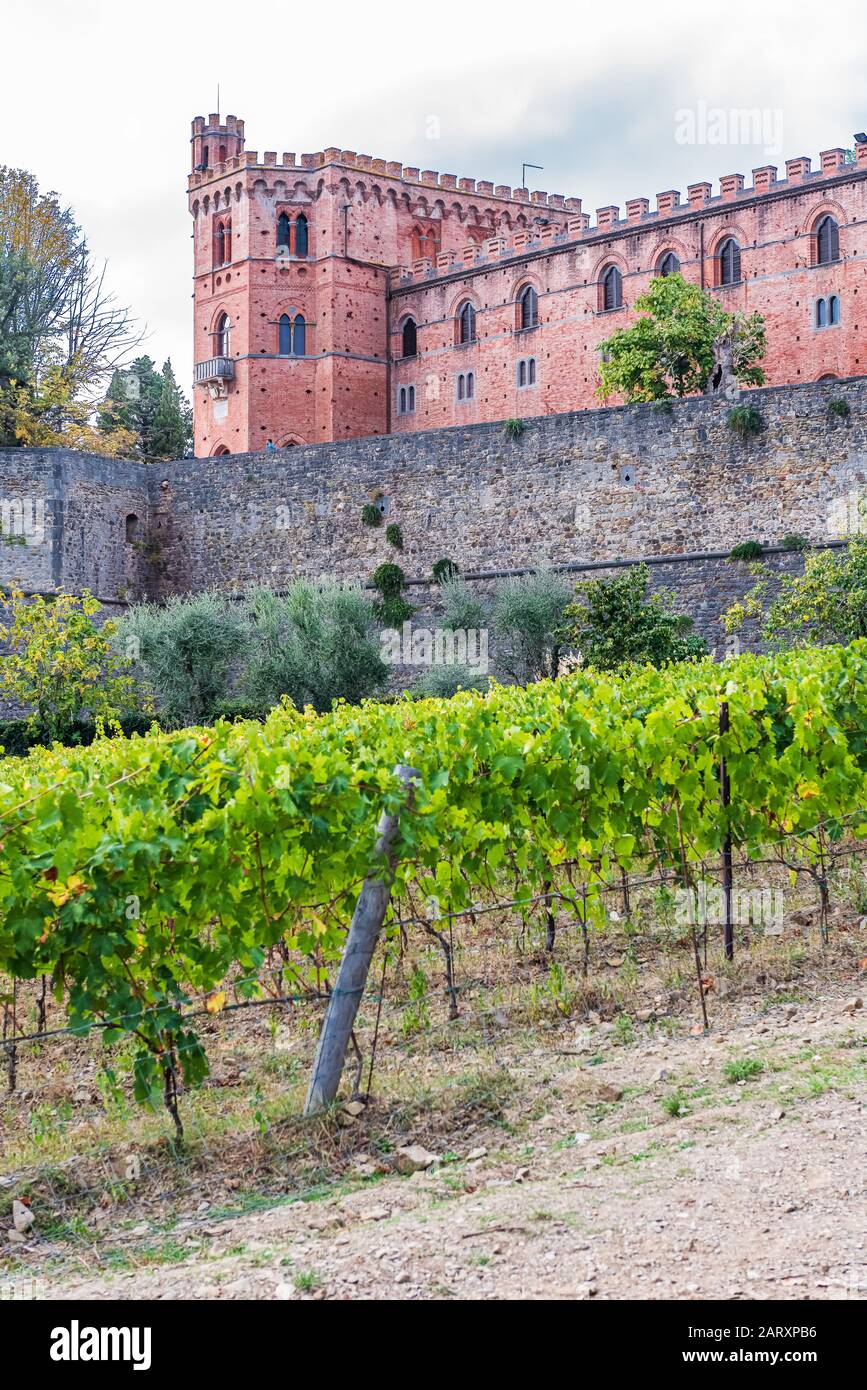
<box><xmin>2</xmin><ymin>0</ymin><xmax>865</xmax><ymax>407</ymax></box>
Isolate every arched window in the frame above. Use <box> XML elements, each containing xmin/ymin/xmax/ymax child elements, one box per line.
<box><xmin>277</xmin><ymin>212</ymin><xmax>291</xmax><ymax>250</ymax></box>
<box><xmin>457</xmin><ymin>374</ymin><xmax>465</xmax><ymax>401</ymax></box>
<box><xmin>829</xmin><ymin>294</ymin><xmax>840</xmax><ymax>325</ymax></box>
<box><xmin>295</xmin><ymin>213</ymin><xmax>309</xmax><ymax>257</ymax></box>
<box><xmin>278</xmin><ymin>312</ymin><xmax>306</xmax><ymax>355</ymax></box>
<box><xmin>215</xmin><ymin>312</ymin><xmax>230</xmax><ymax>358</ymax></box>
<box><xmin>518</xmin><ymin>360</ymin><xmax>527</xmax><ymax>387</ymax></box>
<box><xmin>218</xmin><ymin>145</ymin><xmax>227</xmax><ymax>163</ymax></box>
<box><xmin>397</xmin><ymin>385</ymin><xmax>415</xmax><ymax>415</ymax></box>
<box><xmin>212</xmin><ymin>444</ymin><xmax>230</xmax><ymax>456</ymax></box>
<box><xmin>125</xmin><ymin>513</ymin><xmax>140</xmax><ymax>543</ymax></box>
<box><xmin>816</xmin><ymin>215</ymin><xmax>840</xmax><ymax>265</ymax></box>
<box><xmin>408</xmin><ymin>385</ymin><xmax>415</xmax><ymax>411</ymax></box>
<box><xmin>458</xmin><ymin>301</ymin><xmax>477</xmax><ymax>344</ymax></box>
<box><xmin>402</xmin><ymin>318</ymin><xmax>417</xmax><ymax>358</ymax></box>
<box><xmin>658</xmin><ymin>251</ymin><xmax>680</xmax><ymax>277</ymax></box>
<box><xmin>602</xmin><ymin>265</ymin><xmax>622</xmax><ymax>311</ymax></box>
<box><xmin>528</xmin><ymin>358</ymin><xmax>536</xmax><ymax>385</ymax></box>
<box><xmin>519</xmin><ymin>284</ymin><xmax>538</xmax><ymax>329</ymax></box>
<box><xmin>466</xmin><ymin>371</ymin><xmax>475</xmax><ymax>399</ymax></box>
<box><xmin>816</xmin><ymin>298</ymin><xmax>828</xmax><ymax>328</ymax></box>
<box><xmin>718</xmin><ymin>238</ymin><xmax>741</xmax><ymax>286</ymax></box>
<box><xmin>216</xmin><ymin>221</ymin><xmax>226</xmax><ymax>266</ymax></box>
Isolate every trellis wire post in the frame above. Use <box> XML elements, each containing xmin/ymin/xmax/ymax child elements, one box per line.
<box><xmin>304</xmin><ymin>763</ymin><xmax>420</xmax><ymax>1116</ymax></box>
<box><xmin>720</xmin><ymin>700</ymin><xmax>734</xmax><ymax>960</ymax></box>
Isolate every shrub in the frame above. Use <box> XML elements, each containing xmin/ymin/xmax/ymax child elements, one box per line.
<box><xmin>412</xmin><ymin>665</ymin><xmax>490</xmax><ymax>698</ymax></box>
<box><xmin>0</xmin><ymin>711</ymin><xmax>154</xmax><ymax>757</ymax></box>
<box><xmin>439</xmin><ymin>576</ymin><xmax>488</xmax><ymax>631</ymax></box>
<box><xmin>0</xmin><ymin>587</ymin><xmax>141</xmax><ymax>745</ymax></box>
<box><xmin>119</xmin><ymin>591</ymin><xmax>247</xmax><ymax>727</ymax></box>
<box><xmin>503</xmin><ymin>418</ymin><xmax>524</xmax><ymax>439</ymax></box>
<box><xmin>651</xmin><ymin>398</ymin><xmax>674</xmax><ymax>416</ymax></box>
<box><xmin>361</xmin><ymin>502</ymin><xmax>382</xmax><ymax>528</ymax></box>
<box><xmin>562</xmin><ymin>562</ymin><xmax>707</xmax><ymax>671</ymax></box>
<box><xmin>242</xmin><ymin>581</ymin><xmax>386</xmax><ymax>714</ymax></box>
<box><xmin>828</xmin><ymin>398</ymin><xmax>851</xmax><ymax>420</ymax></box>
<box><xmin>431</xmin><ymin>557</ymin><xmax>460</xmax><ymax>584</ymax></box>
<box><xmin>492</xmin><ymin>567</ymin><xmax>574</xmax><ymax>682</ymax></box>
<box><xmin>724</xmin><ymin>534</ymin><xmax>867</xmax><ymax>648</ymax></box>
<box><xmin>385</xmin><ymin>522</ymin><xmax>403</xmax><ymax>550</ymax></box>
<box><xmin>781</xmin><ymin>533</ymin><xmax>810</xmax><ymax>552</ymax></box>
<box><xmin>727</xmin><ymin>404</ymin><xmax>763</xmax><ymax>438</ymax></box>
<box><xmin>370</xmin><ymin>561</ymin><xmax>414</xmax><ymax>626</ymax></box>
<box><xmin>728</xmin><ymin>541</ymin><xmax>765</xmax><ymax>563</ymax></box>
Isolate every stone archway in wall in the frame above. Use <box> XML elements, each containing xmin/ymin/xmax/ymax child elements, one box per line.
<box><xmin>277</xmin><ymin>433</ymin><xmax>306</xmax><ymax>447</ymax></box>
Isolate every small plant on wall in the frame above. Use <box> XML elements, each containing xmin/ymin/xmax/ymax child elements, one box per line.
<box><xmin>828</xmin><ymin>398</ymin><xmax>851</xmax><ymax>420</ymax></box>
<box><xmin>727</xmin><ymin>404</ymin><xmax>763</xmax><ymax>439</ymax></box>
<box><xmin>503</xmin><ymin>418</ymin><xmax>524</xmax><ymax>440</ymax></box>
<box><xmin>385</xmin><ymin>522</ymin><xmax>403</xmax><ymax>550</ymax></box>
<box><xmin>361</xmin><ymin>502</ymin><xmax>383</xmax><ymax>528</ymax></box>
<box><xmin>432</xmin><ymin>557</ymin><xmax>460</xmax><ymax>584</ymax></box>
<box><xmin>728</xmin><ymin>540</ymin><xmax>765</xmax><ymax>562</ymax></box>
<box><xmin>370</xmin><ymin>561</ymin><xmax>414</xmax><ymax>625</ymax></box>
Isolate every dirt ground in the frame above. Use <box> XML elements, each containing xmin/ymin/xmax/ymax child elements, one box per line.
<box><xmin>5</xmin><ymin>944</ymin><xmax>865</xmax><ymax>1302</ymax></box>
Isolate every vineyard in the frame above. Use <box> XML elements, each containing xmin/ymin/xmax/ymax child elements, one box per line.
<box><xmin>1</xmin><ymin>641</ymin><xmax>867</xmax><ymax>1141</ymax></box>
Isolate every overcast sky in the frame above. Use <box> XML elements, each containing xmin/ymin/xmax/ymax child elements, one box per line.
<box><xmin>3</xmin><ymin>0</ymin><xmax>866</xmax><ymax>397</ymax></box>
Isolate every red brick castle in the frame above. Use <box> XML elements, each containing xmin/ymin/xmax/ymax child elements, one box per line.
<box><xmin>189</xmin><ymin>114</ymin><xmax>867</xmax><ymax>455</ymax></box>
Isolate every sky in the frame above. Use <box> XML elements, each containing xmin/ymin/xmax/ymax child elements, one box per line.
<box><xmin>3</xmin><ymin>0</ymin><xmax>867</xmax><ymax>397</ymax></box>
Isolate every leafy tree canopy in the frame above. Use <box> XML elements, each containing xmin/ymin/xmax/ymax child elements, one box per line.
<box><xmin>596</xmin><ymin>273</ymin><xmax>766</xmax><ymax>403</ymax></box>
<box><xmin>724</xmin><ymin>537</ymin><xmax>867</xmax><ymax>648</ymax></box>
<box><xmin>562</xmin><ymin>562</ymin><xmax>708</xmax><ymax>671</ymax></box>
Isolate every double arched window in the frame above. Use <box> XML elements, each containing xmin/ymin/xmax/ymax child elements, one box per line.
<box><xmin>411</xmin><ymin>225</ymin><xmax>440</xmax><ymax>261</ymax></box>
<box><xmin>397</xmin><ymin>385</ymin><xmax>415</xmax><ymax>415</ymax></box>
<box><xmin>401</xmin><ymin>318</ymin><xmax>418</xmax><ymax>358</ymax></box>
<box><xmin>215</xmin><ymin>218</ymin><xmax>231</xmax><ymax>267</ymax></box>
<box><xmin>214</xmin><ymin>312</ymin><xmax>231</xmax><ymax>358</ymax></box>
<box><xmin>276</xmin><ymin>211</ymin><xmax>309</xmax><ymax>257</ymax></box>
<box><xmin>518</xmin><ymin>284</ymin><xmax>539</xmax><ymax>329</ymax></box>
<box><xmin>457</xmin><ymin>301</ymin><xmax>477</xmax><ymax>344</ymax></box>
<box><xmin>815</xmin><ymin>295</ymin><xmax>841</xmax><ymax>328</ymax></box>
<box><xmin>718</xmin><ymin>238</ymin><xmax>741</xmax><ymax>286</ymax></box>
<box><xmin>456</xmin><ymin>371</ymin><xmax>475</xmax><ymax>401</ymax></box>
<box><xmin>658</xmin><ymin>251</ymin><xmax>680</xmax><ymax>277</ymax></box>
<box><xmin>517</xmin><ymin>358</ymin><xmax>537</xmax><ymax>387</ymax></box>
<box><xmin>815</xmin><ymin>215</ymin><xmax>840</xmax><ymax>265</ymax></box>
<box><xmin>601</xmin><ymin>265</ymin><xmax>623</xmax><ymax>311</ymax></box>
<box><xmin>279</xmin><ymin>312</ymin><xmax>306</xmax><ymax>355</ymax></box>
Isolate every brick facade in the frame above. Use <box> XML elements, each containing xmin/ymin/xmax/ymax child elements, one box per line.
<box><xmin>189</xmin><ymin>115</ymin><xmax>867</xmax><ymax>453</ymax></box>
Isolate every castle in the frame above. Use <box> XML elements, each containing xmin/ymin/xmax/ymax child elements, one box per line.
<box><xmin>190</xmin><ymin>113</ymin><xmax>867</xmax><ymax>454</ymax></box>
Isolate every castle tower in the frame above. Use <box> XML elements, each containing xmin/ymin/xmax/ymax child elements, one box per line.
<box><xmin>188</xmin><ymin>114</ymin><xmax>575</xmax><ymax>456</ymax></box>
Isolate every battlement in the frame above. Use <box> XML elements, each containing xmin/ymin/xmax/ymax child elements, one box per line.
<box><xmin>387</xmin><ymin>137</ymin><xmax>867</xmax><ymax>288</ymax></box>
<box><xmin>187</xmin><ymin>135</ymin><xmax>581</xmax><ymax>211</ymax></box>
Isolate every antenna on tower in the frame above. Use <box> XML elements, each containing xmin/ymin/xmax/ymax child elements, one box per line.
<box><xmin>216</xmin><ymin>83</ymin><xmax>220</xmax><ymax>115</ymax></box>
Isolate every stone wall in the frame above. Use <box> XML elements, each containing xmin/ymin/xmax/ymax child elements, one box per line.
<box><xmin>2</xmin><ymin>376</ymin><xmax>867</xmax><ymax>662</ymax></box>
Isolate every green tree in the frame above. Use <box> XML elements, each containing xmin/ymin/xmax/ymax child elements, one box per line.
<box><xmin>120</xmin><ymin>591</ymin><xmax>246</xmax><ymax>727</ymax></box>
<box><xmin>0</xmin><ymin>165</ymin><xmax>141</xmax><ymax>446</ymax></box>
<box><xmin>597</xmin><ymin>273</ymin><xmax>766</xmax><ymax>403</ymax></box>
<box><xmin>723</xmin><ymin>537</ymin><xmax>867</xmax><ymax>648</ymax></box>
<box><xmin>242</xmin><ymin>581</ymin><xmax>387</xmax><ymax>714</ymax></box>
<box><xmin>98</xmin><ymin>356</ymin><xmax>192</xmax><ymax>460</ymax></box>
<box><xmin>562</xmin><ymin>563</ymin><xmax>708</xmax><ymax>671</ymax></box>
<box><xmin>492</xmin><ymin>567</ymin><xmax>574</xmax><ymax>682</ymax></box>
<box><xmin>0</xmin><ymin>587</ymin><xmax>140</xmax><ymax>744</ymax></box>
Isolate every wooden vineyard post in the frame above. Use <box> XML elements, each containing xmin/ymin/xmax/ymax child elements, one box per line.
<box><xmin>720</xmin><ymin>701</ymin><xmax>734</xmax><ymax>961</ymax></box>
<box><xmin>304</xmin><ymin>764</ymin><xmax>420</xmax><ymax>1116</ymax></box>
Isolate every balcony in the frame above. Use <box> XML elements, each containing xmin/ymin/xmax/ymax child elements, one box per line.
<box><xmin>195</xmin><ymin>356</ymin><xmax>235</xmax><ymax>385</ymax></box>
